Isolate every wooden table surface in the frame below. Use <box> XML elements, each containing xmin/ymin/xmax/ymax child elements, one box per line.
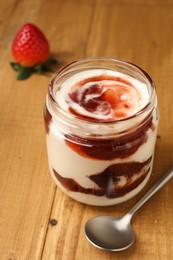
<box><xmin>0</xmin><ymin>0</ymin><xmax>173</xmax><ymax>259</ymax></box>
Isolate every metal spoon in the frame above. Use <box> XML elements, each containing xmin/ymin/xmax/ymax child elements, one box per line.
<box><xmin>85</xmin><ymin>166</ymin><xmax>173</xmax><ymax>251</ymax></box>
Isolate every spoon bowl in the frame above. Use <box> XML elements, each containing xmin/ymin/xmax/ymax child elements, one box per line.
<box><xmin>85</xmin><ymin>215</ymin><xmax>135</xmax><ymax>251</ymax></box>
<box><xmin>85</xmin><ymin>166</ymin><xmax>173</xmax><ymax>251</ymax></box>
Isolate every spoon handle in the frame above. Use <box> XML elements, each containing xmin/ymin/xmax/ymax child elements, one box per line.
<box><xmin>127</xmin><ymin>166</ymin><xmax>173</xmax><ymax>218</ymax></box>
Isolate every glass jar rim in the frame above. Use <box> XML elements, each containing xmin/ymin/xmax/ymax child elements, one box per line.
<box><xmin>48</xmin><ymin>57</ymin><xmax>156</xmax><ymax>127</ymax></box>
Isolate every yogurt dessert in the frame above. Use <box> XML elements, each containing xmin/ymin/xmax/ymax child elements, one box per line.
<box><xmin>44</xmin><ymin>58</ymin><xmax>159</xmax><ymax>206</ymax></box>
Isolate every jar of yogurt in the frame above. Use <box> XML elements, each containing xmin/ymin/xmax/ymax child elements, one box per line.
<box><xmin>44</xmin><ymin>57</ymin><xmax>159</xmax><ymax>206</ymax></box>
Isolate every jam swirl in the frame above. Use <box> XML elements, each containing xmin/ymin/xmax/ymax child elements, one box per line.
<box><xmin>53</xmin><ymin>157</ymin><xmax>152</xmax><ymax>198</ymax></box>
<box><xmin>66</xmin><ymin>74</ymin><xmax>146</xmax><ymax>122</ymax></box>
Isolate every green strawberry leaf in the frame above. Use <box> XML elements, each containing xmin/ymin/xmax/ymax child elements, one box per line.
<box><xmin>34</xmin><ymin>64</ymin><xmax>54</xmax><ymax>73</ymax></box>
<box><xmin>34</xmin><ymin>64</ymin><xmax>44</xmax><ymax>73</ymax></box>
<box><xmin>10</xmin><ymin>62</ymin><xmax>21</xmax><ymax>71</ymax></box>
<box><xmin>17</xmin><ymin>67</ymin><xmax>35</xmax><ymax>80</ymax></box>
<box><xmin>10</xmin><ymin>57</ymin><xmax>60</xmax><ymax>80</ymax></box>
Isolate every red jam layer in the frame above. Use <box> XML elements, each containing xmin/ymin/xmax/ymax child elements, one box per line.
<box><xmin>44</xmin><ymin>104</ymin><xmax>154</xmax><ymax>160</ymax></box>
<box><xmin>44</xmin><ymin>105</ymin><xmax>52</xmax><ymax>134</ymax></box>
<box><xmin>52</xmin><ymin>157</ymin><xmax>152</xmax><ymax>198</ymax></box>
<box><xmin>65</xmin><ymin>114</ymin><xmax>154</xmax><ymax>160</ymax></box>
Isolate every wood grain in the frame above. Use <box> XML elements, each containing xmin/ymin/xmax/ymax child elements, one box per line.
<box><xmin>0</xmin><ymin>0</ymin><xmax>173</xmax><ymax>259</ymax></box>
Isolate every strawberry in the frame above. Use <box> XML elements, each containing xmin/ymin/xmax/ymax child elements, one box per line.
<box><xmin>11</xmin><ymin>23</ymin><xmax>57</xmax><ymax>80</ymax></box>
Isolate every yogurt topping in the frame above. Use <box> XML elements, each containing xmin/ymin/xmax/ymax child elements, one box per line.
<box><xmin>55</xmin><ymin>69</ymin><xmax>149</xmax><ymax>122</ymax></box>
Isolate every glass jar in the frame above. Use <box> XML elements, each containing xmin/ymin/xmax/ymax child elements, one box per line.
<box><xmin>44</xmin><ymin>57</ymin><xmax>159</xmax><ymax>206</ymax></box>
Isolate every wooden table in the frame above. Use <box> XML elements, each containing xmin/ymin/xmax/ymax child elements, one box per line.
<box><xmin>0</xmin><ymin>0</ymin><xmax>173</xmax><ymax>259</ymax></box>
